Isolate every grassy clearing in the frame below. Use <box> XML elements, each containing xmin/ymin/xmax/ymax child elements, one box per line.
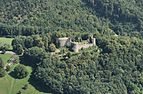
<box><xmin>0</xmin><ymin>53</ymin><xmax>48</xmax><ymax>94</ymax></box>
<box><xmin>0</xmin><ymin>66</ymin><xmax>49</xmax><ymax>94</ymax></box>
<box><xmin>0</xmin><ymin>37</ymin><xmax>13</xmax><ymax>45</ymax></box>
<box><xmin>0</xmin><ymin>54</ymin><xmax>12</xmax><ymax>64</ymax></box>
<box><xmin>0</xmin><ymin>37</ymin><xmax>13</xmax><ymax>50</ymax></box>
<box><xmin>0</xmin><ymin>50</ymin><xmax>50</xmax><ymax>94</ymax></box>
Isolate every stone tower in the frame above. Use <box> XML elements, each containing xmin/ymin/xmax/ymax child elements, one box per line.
<box><xmin>56</xmin><ymin>37</ymin><xmax>69</xmax><ymax>47</ymax></box>
<box><xmin>72</xmin><ymin>43</ymin><xmax>79</xmax><ymax>53</ymax></box>
<box><xmin>92</xmin><ymin>38</ymin><xmax>96</xmax><ymax>46</ymax></box>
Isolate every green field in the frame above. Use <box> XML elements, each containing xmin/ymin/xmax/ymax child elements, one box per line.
<box><xmin>0</xmin><ymin>37</ymin><xmax>13</xmax><ymax>50</ymax></box>
<box><xmin>0</xmin><ymin>54</ymin><xmax>12</xmax><ymax>64</ymax></box>
<box><xmin>0</xmin><ymin>53</ymin><xmax>49</xmax><ymax>94</ymax></box>
<box><xmin>0</xmin><ymin>66</ymin><xmax>48</xmax><ymax>94</ymax></box>
<box><xmin>0</xmin><ymin>37</ymin><xmax>49</xmax><ymax>94</ymax></box>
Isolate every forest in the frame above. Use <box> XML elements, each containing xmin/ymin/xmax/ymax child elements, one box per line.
<box><xmin>0</xmin><ymin>0</ymin><xmax>143</xmax><ymax>94</ymax></box>
<box><xmin>0</xmin><ymin>0</ymin><xmax>143</xmax><ymax>37</ymax></box>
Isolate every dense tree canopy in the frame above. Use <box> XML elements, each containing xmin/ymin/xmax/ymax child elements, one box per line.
<box><xmin>1</xmin><ymin>0</ymin><xmax>143</xmax><ymax>37</ymax></box>
<box><xmin>13</xmin><ymin>64</ymin><xmax>29</xmax><ymax>79</ymax></box>
<box><xmin>12</xmin><ymin>33</ymin><xmax>143</xmax><ymax>94</ymax></box>
<box><xmin>34</xmin><ymin>35</ymin><xmax>143</xmax><ymax>94</ymax></box>
<box><xmin>1</xmin><ymin>0</ymin><xmax>143</xmax><ymax>94</ymax></box>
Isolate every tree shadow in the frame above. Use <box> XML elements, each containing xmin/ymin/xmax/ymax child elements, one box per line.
<box><xmin>9</xmin><ymin>68</ymin><xmax>51</xmax><ymax>93</ymax></box>
<box><xmin>19</xmin><ymin>56</ymin><xmax>51</xmax><ymax>93</ymax></box>
<box><xmin>28</xmin><ymin>71</ymin><xmax>51</xmax><ymax>93</ymax></box>
<box><xmin>19</xmin><ymin>56</ymin><xmax>31</xmax><ymax>66</ymax></box>
<box><xmin>9</xmin><ymin>71</ymin><xmax>17</xmax><ymax>79</ymax></box>
<box><xmin>19</xmin><ymin>55</ymin><xmax>39</xmax><ymax>69</ymax></box>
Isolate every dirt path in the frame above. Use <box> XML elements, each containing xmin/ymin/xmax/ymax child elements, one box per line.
<box><xmin>0</xmin><ymin>51</ymin><xmax>16</xmax><ymax>55</ymax></box>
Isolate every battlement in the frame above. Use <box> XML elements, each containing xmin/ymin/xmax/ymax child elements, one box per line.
<box><xmin>56</xmin><ymin>37</ymin><xmax>71</xmax><ymax>47</ymax></box>
<box><xmin>56</xmin><ymin>37</ymin><xmax>96</xmax><ymax>52</ymax></box>
<box><xmin>71</xmin><ymin>38</ymin><xmax>96</xmax><ymax>52</ymax></box>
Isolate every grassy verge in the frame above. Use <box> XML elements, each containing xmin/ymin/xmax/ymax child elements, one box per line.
<box><xmin>0</xmin><ymin>37</ymin><xmax>13</xmax><ymax>50</ymax></box>
<box><xmin>0</xmin><ymin>66</ymin><xmax>49</xmax><ymax>94</ymax></box>
<box><xmin>0</xmin><ymin>53</ymin><xmax>49</xmax><ymax>94</ymax></box>
<box><xmin>0</xmin><ymin>54</ymin><xmax>12</xmax><ymax>64</ymax></box>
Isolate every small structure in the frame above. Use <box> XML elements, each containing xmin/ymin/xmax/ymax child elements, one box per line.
<box><xmin>56</xmin><ymin>37</ymin><xmax>71</xmax><ymax>47</ymax></box>
<box><xmin>56</xmin><ymin>36</ymin><xmax>96</xmax><ymax>52</ymax></box>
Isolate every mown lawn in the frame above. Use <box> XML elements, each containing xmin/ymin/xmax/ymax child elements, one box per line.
<box><xmin>0</xmin><ymin>48</ymin><xmax>50</xmax><ymax>94</ymax></box>
<box><xmin>0</xmin><ymin>54</ymin><xmax>12</xmax><ymax>64</ymax></box>
<box><xmin>0</xmin><ymin>66</ymin><xmax>49</xmax><ymax>94</ymax></box>
<box><xmin>0</xmin><ymin>37</ymin><xmax>13</xmax><ymax>50</ymax></box>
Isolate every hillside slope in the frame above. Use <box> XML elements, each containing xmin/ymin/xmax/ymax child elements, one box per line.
<box><xmin>0</xmin><ymin>0</ymin><xmax>143</xmax><ymax>36</ymax></box>
<box><xmin>84</xmin><ymin>0</ymin><xmax>143</xmax><ymax>34</ymax></box>
<box><xmin>0</xmin><ymin>0</ymin><xmax>102</xmax><ymax>35</ymax></box>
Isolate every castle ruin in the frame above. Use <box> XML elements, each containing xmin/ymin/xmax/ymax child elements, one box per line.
<box><xmin>56</xmin><ymin>37</ymin><xmax>96</xmax><ymax>52</ymax></box>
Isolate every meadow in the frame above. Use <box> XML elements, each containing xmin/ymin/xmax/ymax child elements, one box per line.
<box><xmin>0</xmin><ymin>66</ymin><xmax>49</xmax><ymax>94</ymax></box>
<box><xmin>0</xmin><ymin>37</ymin><xmax>13</xmax><ymax>50</ymax></box>
<box><xmin>0</xmin><ymin>54</ymin><xmax>12</xmax><ymax>64</ymax></box>
<box><xmin>0</xmin><ymin>37</ymin><xmax>49</xmax><ymax>94</ymax></box>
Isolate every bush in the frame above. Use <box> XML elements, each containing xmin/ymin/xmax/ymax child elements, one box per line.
<box><xmin>5</xmin><ymin>65</ymin><xmax>11</xmax><ymax>72</ymax></box>
<box><xmin>17</xmin><ymin>90</ymin><xmax>22</xmax><ymax>94</ymax></box>
<box><xmin>66</xmin><ymin>52</ymin><xmax>72</xmax><ymax>58</ymax></box>
<box><xmin>0</xmin><ymin>44</ymin><xmax>10</xmax><ymax>52</ymax></box>
<box><xmin>22</xmin><ymin>84</ymin><xmax>28</xmax><ymax>90</ymax></box>
<box><xmin>49</xmin><ymin>43</ymin><xmax>56</xmax><ymax>52</ymax></box>
<box><xmin>0</xmin><ymin>68</ymin><xmax>6</xmax><ymax>77</ymax></box>
<box><xmin>0</xmin><ymin>58</ymin><xmax>4</xmax><ymax>68</ymax></box>
<box><xmin>13</xmin><ymin>64</ymin><xmax>29</xmax><ymax>79</ymax></box>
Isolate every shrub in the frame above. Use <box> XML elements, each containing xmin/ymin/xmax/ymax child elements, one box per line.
<box><xmin>13</xmin><ymin>64</ymin><xmax>28</xmax><ymax>79</ymax></box>
<box><xmin>0</xmin><ymin>58</ymin><xmax>4</xmax><ymax>68</ymax></box>
<box><xmin>49</xmin><ymin>43</ymin><xmax>56</xmax><ymax>52</ymax></box>
<box><xmin>5</xmin><ymin>65</ymin><xmax>11</xmax><ymax>71</ymax></box>
<box><xmin>17</xmin><ymin>90</ymin><xmax>22</xmax><ymax>94</ymax></box>
<box><xmin>0</xmin><ymin>68</ymin><xmax>6</xmax><ymax>77</ymax></box>
<box><xmin>22</xmin><ymin>84</ymin><xmax>28</xmax><ymax>90</ymax></box>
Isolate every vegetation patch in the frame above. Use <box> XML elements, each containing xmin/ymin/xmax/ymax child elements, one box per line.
<box><xmin>0</xmin><ymin>54</ymin><xmax>12</xmax><ymax>64</ymax></box>
<box><xmin>0</xmin><ymin>66</ymin><xmax>48</xmax><ymax>94</ymax></box>
<box><xmin>0</xmin><ymin>37</ymin><xmax>13</xmax><ymax>50</ymax></box>
<box><xmin>0</xmin><ymin>0</ymin><xmax>143</xmax><ymax>93</ymax></box>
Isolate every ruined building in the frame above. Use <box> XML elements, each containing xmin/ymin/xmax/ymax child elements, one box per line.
<box><xmin>56</xmin><ymin>37</ymin><xmax>96</xmax><ymax>52</ymax></box>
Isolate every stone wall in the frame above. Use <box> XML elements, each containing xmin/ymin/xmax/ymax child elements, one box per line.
<box><xmin>72</xmin><ymin>38</ymin><xmax>96</xmax><ymax>52</ymax></box>
<box><xmin>56</xmin><ymin>37</ymin><xmax>70</xmax><ymax>47</ymax></box>
<box><xmin>56</xmin><ymin>37</ymin><xmax>96</xmax><ymax>52</ymax></box>
<box><xmin>72</xmin><ymin>43</ymin><xmax>94</xmax><ymax>52</ymax></box>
